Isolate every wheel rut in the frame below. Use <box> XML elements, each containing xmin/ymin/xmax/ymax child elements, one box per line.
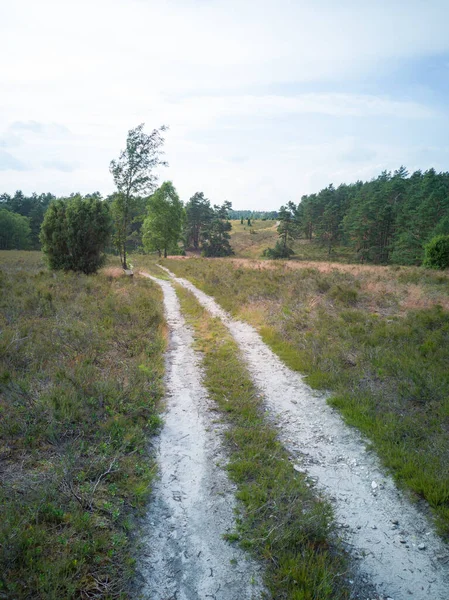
<box><xmin>137</xmin><ymin>275</ymin><xmax>263</xmax><ymax>600</ymax></box>
<box><xmin>157</xmin><ymin>266</ymin><xmax>449</xmax><ymax>600</ymax></box>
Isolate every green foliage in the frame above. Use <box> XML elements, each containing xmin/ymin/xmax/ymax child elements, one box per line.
<box><xmin>0</xmin><ymin>191</ymin><xmax>55</xmax><ymax>249</ymax></box>
<box><xmin>263</xmin><ymin>202</ymin><xmax>298</xmax><ymax>259</ymax></box>
<box><xmin>0</xmin><ymin>251</ymin><xmax>165</xmax><ymax>599</ymax></box>
<box><xmin>0</xmin><ymin>208</ymin><xmax>31</xmax><ymax>249</ymax></box>
<box><xmin>110</xmin><ymin>123</ymin><xmax>167</xmax><ymax>269</ymax></box>
<box><xmin>228</xmin><ymin>209</ymin><xmax>278</xmax><ymax>220</ymax></box>
<box><xmin>108</xmin><ymin>192</ymin><xmax>148</xmax><ymax>257</ymax></box>
<box><xmin>342</xmin><ymin>168</ymin><xmax>408</xmax><ymax>264</ymax></box>
<box><xmin>200</xmin><ymin>201</ymin><xmax>234</xmax><ymax>257</ymax></box>
<box><xmin>262</xmin><ymin>240</ymin><xmax>294</xmax><ymax>259</ymax></box>
<box><xmin>423</xmin><ymin>234</ymin><xmax>449</xmax><ymax>270</ymax></box>
<box><xmin>184</xmin><ymin>191</ymin><xmax>214</xmax><ymax>250</ymax></box>
<box><xmin>40</xmin><ymin>195</ymin><xmax>112</xmax><ymax>274</ymax></box>
<box><xmin>142</xmin><ymin>181</ymin><xmax>184</xmax><ymax>257</ymax></box>
<box><xmin>285</xmin><ymin>166</ymin><xmax>449</xmax><ymax>265</ymax></box>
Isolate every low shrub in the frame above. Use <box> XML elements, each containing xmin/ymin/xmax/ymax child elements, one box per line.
<box><xmin>423</xmin><ymin>235</ymin><xmax>449</xmax><ymax>270</ymax></box>
<box><xmin>262</xmin><ymin>241</ymin><xmax>294</xmax><ymax>259</ymax></box>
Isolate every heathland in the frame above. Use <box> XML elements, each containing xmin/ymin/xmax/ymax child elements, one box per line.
<box><xmin>0</xmin><ymin>251</ymin><xmax>165</xmax><ymax>598</ymax></box>
<box><xmin>156</xmin><ymin>252</ymin><xmax>449</xmax><ymax>536</ymax></box>
<box><xmin>2</xmin><ymin>163</ymin><xmax>449</xmax><ymax>598</ymax></box>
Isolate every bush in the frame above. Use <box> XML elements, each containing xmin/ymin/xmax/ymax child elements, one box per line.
<box><xmin>40</xmin><ymin>196</ymin><xmax>112</xmax><ymax>274</ymax></box>
<box><xmin>423</xmin><ymin>235</ymin><xmax>449</xmax><ymax>270</ymax></box>
<box><xmin>262</xmin><ymin>241</ymin><xmax>294</xmax><ymax>259</ymax></box>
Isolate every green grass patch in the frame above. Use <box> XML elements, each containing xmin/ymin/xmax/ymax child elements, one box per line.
<box><xmin>162</xmin><ymin>257</ymin><xmax>449</xmax><ymax>537</ymax></box>
<box><xmin>130</xmin><ymin>253</ymin><xmax>171</xmax><ymax>280</ymax></box>
<box><xmin>0</xmin><ymin>251</ymin><xmax>165</xmax><ymax>599</ymax></box>
<box><xmin>229</xmin><ymin>219</ymin><xmax>279</xmax><ymax>258</ymax></box>
<box><xmin>175</xmin><ymin>284</ymin><xmax>351</xmax><ymax>600</ymax></box>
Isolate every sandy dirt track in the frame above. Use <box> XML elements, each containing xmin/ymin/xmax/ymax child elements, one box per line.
<box><xmin>158</xmin><ymin>266</ymin><xmax>449</xmax><ymax>600</ymax></box>
<box><xmin>136</xmin><ymin>275</ymin><xmax>263</xmax><ymax>600</ymax></box>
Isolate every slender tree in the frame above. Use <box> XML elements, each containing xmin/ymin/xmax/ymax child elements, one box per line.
<box><xmin>142</xmin><ymin>182</ymin><xmax>184</xmax><ymax>258</ymax></box>
<box><xmin>109</xmin><ymin>124</ymin><xmax>167</xmax><ymax>269</ymax></box>
<box><xmin>277</xmin><ymin>202</ymin><xmax>300</xmax><ymax>253</ymax></box>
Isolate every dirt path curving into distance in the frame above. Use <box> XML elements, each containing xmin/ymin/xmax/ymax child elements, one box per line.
<box><xmin>137</xmin><ymin>274</ymin><xmax>263</xmax><ymax>600</ymax></box>
<box><xmin>158</xmin><ymin>266</ymin><xmax>449</xmax><ymax>600</ymax></box>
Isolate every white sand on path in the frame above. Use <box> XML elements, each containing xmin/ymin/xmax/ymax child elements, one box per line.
<box><xmin>137</xmin><ymin>274</ymin><xmax>263</xmax><ymax>600</ymax></box>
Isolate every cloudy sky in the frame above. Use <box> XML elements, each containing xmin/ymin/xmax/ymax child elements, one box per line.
<box><xmin>1</xmin><ymin>0</ymin><xmax>449</xmax><ymax>209</ymax></box>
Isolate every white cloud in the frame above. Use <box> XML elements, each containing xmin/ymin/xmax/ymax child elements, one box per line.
<box><xmin>0</xmin><ymin>0</ymin><xmax>448</xmax><ymax>206</ymax></box>
<box><xmin>0</xmin><ymin>150</ymin><xmax>28</xmax><ymax>172</ymax></box>
<box><xmin>10</xmin><ymin>121</ymin><xmax>71</xmax><ymax>137</ymax></box>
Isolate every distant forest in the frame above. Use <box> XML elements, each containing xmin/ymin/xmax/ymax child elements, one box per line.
<box><xmin>0</xmin><ymin>191</ymin><xmax>55</xmax><ymax>250</ymax></box>
<box><xmin>291</xmin><ymin>167</ymin><xmax>449</xmax><ymax>264</ymax></box>
<box><xmin>228</xmin><ymin>210</ymin><xmax>278</xmax><ymax>220</ymax></box>
<box><xmin>2</xmin><ymin>166</ymin><xmax>449</xmax><ymax>266</ymax></box>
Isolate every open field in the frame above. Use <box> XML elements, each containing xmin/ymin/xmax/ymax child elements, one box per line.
<box><xmin>229</xmin><ymin>220</ymin><xmax>356</xmax><ymax>262</ymax></box>
<box><xmin>0</xmin><ymin>251</ymin><xmax>165</xmax><ymax>599</ymax></box>
<box><xmin>159</xmin><ymin>256</ymin><xmax>449</xmax><ymax>536</ymax></box>
<box><xmin>229</xmin><ymin>219</ymin><xmax>278</xmax><ymax>258</ymax></box>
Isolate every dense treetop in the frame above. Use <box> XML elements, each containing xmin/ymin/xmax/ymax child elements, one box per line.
<box><xmin>0</xmin><ymin>191</ymin><xmax>55</xmax><ymax>249</ymax></box>
<box><xmin>228</xmin><ymin>210</ymin><xmax>278</xmax><ymax>220</ymax></box>
<box><xmin>277</xmin><ymin>167</ymin><xmax>449</xmax><ymax>264</ymax></box>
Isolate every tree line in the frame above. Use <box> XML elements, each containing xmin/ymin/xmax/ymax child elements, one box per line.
<box><xmin>0</xmin><ymin>191</ymin><xmax>55</xmax><ymax>250</ymax></box>
<box><xmin>4</xmin><ymin>123</ymin><xmax>449</xmax><ymax>270</ymax></box>
<box><xmin>228</xmin><ymin>209</ymin><xmax>278</xmax><ymax>221</ymax></box>
<box><xmin>2</xmin><ymin>125</ymin><xmax>234</xmax><ymax>272</ymax></box>
<box><xmin>0</xmin><ymin>186</ymin><xmax>234</xmax><ymax>265</ymax></box>
<box><xmin>268</xmin><ymin>167</ymin><xmax>449</xmax><ymax>265</ymax></box>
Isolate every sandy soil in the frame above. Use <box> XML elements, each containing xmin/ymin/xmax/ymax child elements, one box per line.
<box><xmin>136</xmin><ymin>274</ymin><xmax>263</xmax><ymax>600</ymax></box>
<box><xmin>159</xmin><ymin>266</ymin><xmax>449</xmax><ymax>600</ymax></box>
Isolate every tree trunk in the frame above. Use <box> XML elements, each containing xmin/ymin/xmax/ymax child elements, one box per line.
<box><xmin>122</xmin><ymin>196</ymin><xmax>129</xmax><ymax>270</ymax></box>
<box><xmin>123</xmin><ymin>244</ymin><xmax>127</xmax><ymax>270</ymax></box>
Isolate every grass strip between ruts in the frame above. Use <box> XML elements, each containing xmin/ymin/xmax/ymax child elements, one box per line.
<box><xmin>175</xmin><ymin>282</ymin><xmax>351</xmax><ymax>600</ymax></box>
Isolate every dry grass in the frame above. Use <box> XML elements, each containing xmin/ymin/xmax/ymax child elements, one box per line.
<box><xmin>102</xmin><ymin>266</ymin><xmax>125</xmax><ymax>278</ymax></box>
<box><xmin>229</xmin><ymin>219</ymin><xmax>278</xmax><ymax>258</ymax></box>
<box><xmin>178</xmin><ymin>257</ymin><xmax>449</xmax><ymax>314</ymax></box>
